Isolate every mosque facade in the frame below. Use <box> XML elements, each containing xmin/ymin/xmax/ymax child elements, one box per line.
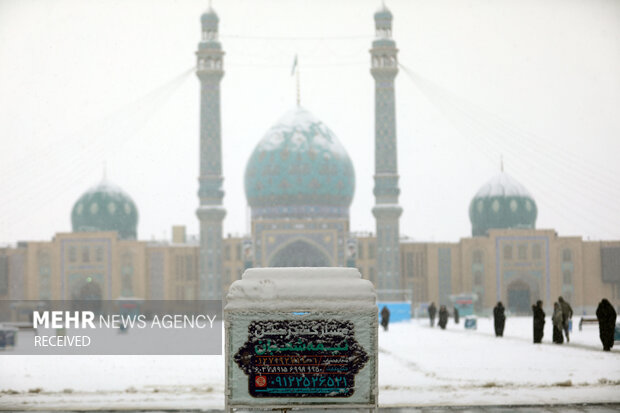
<box><xmin>1</xmin><ymin>5</ymin><xmax>619</xmax><ymax>315</ymax></box>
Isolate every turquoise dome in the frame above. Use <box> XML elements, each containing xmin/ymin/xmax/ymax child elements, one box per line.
<box><xmin>71</xmin><ymin>180</ymin><xmax>139</xmax><ymax>239</ymax></box>
<box><xmin>374</xmin><ymin>4</ymin><xmax>393</xmax><ymax>21</ymax></box>
<box><xmin>244</xmin><ymin>107</ymin><xmax>355</xmax><ymax>216</ymax></box>
<box><xmin>469</xmin><ymin>172</ymin><xmax>537</xmax><ymax>236</ymax></box>
<box><xmin>201</xmin><ymin>6</ymin><xmax>219</xmax><ymax>24</ymax></box>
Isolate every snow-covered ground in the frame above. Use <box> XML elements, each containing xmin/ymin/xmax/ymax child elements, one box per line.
<box><xmin>0</xmin><ymin>316</ymin><xmax>618</xmax><ymax>410</ymax></box>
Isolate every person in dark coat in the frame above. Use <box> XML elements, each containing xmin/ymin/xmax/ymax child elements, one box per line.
<box><xmin>552</xmin><ymin>302</ymin><xmax>564</xmax><ymax>344</ymax></box>
<box><xmin>453</xmin><ymin>307</ymin><xmax>460</xmax><ymax>324</ymax></box>
<box><xmin>438</xmin><ymin>305</ymin><xmax>448</xmax><ymax>329</ymax></box>
<box><xmin>558</xmin><ymin>296</ymin><xmax>573</xmax><ymax>342</ymax></box>
<box><xmin>596</xmin><ymin>298</ymin><xmax>617</xmax><ymax>351</ymax></box>
<box><xmin>428</xmin><ymin>302</ymin><xmax>437</xmax><ymax>327</ymax></box>
<box><xmin>380</xmin><ymin>306</ymin><xmax>391</xmax><ymax>332</ymax></box>
<box><xmin>493</xmin><ymin>302</ymin><xmax>506</xmax><ymax>337</ymax></box>
<box><xmin>532</xmin><ymin>300</ymin><xmax>545</xmax><ymax>343</ymax></box>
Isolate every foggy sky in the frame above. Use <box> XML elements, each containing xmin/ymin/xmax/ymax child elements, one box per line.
<box><xmin>1</xmin><ymin>0</ymin><xmax>619</xmax><ymax>245</ymax></box>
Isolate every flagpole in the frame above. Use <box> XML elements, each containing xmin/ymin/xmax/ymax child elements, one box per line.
<box><xmin>296</xmin><ymin>64</ymin><xmax>300</xmax><ymax>107</ymax></box>
<box><xmin>291</xmin><ymin>54</ymin><xmax>300</xmax><ymax>107</ymax></box>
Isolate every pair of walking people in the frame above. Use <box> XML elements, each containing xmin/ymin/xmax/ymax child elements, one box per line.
<box><xmin>552</xmin><ymin>296</ymin><xmax>573</xmax><ymax>344</ymax></box>
<box><xmin>427</xmin><ymin>302</ymin><xmax>458</xmax><ymax>329</ymax></box>
<box><xmin>532</xmin><ymin>297</ymin><xmax>572</xmax><ymax>344</ymax></box>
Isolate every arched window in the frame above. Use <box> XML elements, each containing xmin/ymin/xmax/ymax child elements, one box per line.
<box><xmin>121</xmin><ymin>252</ymin><xmax>133</xmax><ymax>296</ymax></box>
<box><xmin>38</xmin><ymin>251</ymin><xmax>51</xmax><ymax>300</ymax></box>
<box><xmin>518</xmin><ymin>245</ymin><xmax>527</xmax><ymax>260</ymax></box>
<box><xmin>82</xmin><ymin>246</ymin><xmax>90</xmax><ymax>263</ymax></box>
<box><xmin>474</xmin><ymin>271</ymin><xmax>483</xmax><ymax>286</ymax></box>
<box><xmin>503</xmin><ymin>245</ymin><xmax>513</xmax><ymax>260</ymax></box>
<box><xmin>532</xmin><ymin>244</ymin><xmax>542</xmax><ymax>260</ymax></box>
<box><xmin>473</xmin><ymin>250</ymin><xmax>483</xmax><ymax>264</ymax></box>
<box><xmin>563</xmin><ymin>270</ymin><xmax>572</xmax><ymax>285</ymax></box>
<box><xmin>562</xmin><ymin>249</ymin><xmax>572</xmax><ymax>262</ymax></box>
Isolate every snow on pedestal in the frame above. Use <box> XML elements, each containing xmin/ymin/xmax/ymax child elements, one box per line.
<box><xmin>224</xmin><ymin>267</ymin><xmax>378</xmax><ymax>412</ymax></box>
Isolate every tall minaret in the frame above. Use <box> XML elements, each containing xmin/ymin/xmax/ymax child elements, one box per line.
<box><xmin>196</xmin><ymin>6</ymin><xmax>225</xmax><ymax>300</ymax></box>
<box><xmin>370</xmin><ymin>4</ymin><xmax>402</xmax><ymax>295</ymax></box>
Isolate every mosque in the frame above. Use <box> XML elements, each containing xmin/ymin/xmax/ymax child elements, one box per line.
<box><xmin>1</xmin><ymin>5</ymin><xmax>618</xmax><ymax>315</ymax></box>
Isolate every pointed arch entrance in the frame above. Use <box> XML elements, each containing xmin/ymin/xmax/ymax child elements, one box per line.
<box><xmin>269</xmin><ymin>239</ymin><xmax>331</xmax><ymax>267</ymax></box>
<box><xmin>507</xmin><ymin>280</ymin><xmax>531</xmax><ymax>314</ymax></box>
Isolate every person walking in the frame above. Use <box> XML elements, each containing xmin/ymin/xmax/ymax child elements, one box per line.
<box><xmin>552</xmin><ymin>302</ymin><xmax>564</xmax><ymax>344</ymax></box>
<box><xmin>596</xmin><ymin>298</ymin><xmax>617</xmax><ymax>351</ymax></box>
<box><xmin>453</xmin><ymin>307</ymin><xmax>460</xmax><ymax>324</ymax></box>
<box><xmin>532</xmin><ymin>300</ymin><xmax>545</xmax><ymax>343</ymax></box>
<box><xmin>558</xmin><ymin>296</ymin><xmax>573</xmax><ymax>342</ymax></box>
<box><xmin>428</xmin><ymin>302</ymin><xmax>437</xmax><ymax>327</ymax></box>
<box><xmin>438</xmin><ymin>305</ymin><xmax>448</xmax><ymax>330</ymax></box>
<box><xmin>380</xmin><ymin>305</ymin><xmax>391</xmax><ymax>332</ymax></box>
<box><xmin>493</xmin><ymin>302</ymin><xmax>506</xmax><ymax>337</ymax></box>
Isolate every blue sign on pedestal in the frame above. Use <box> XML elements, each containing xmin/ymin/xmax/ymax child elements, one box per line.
<box><xmin>464</xmin><ymin>317</ymin><xmax>477</xmax><ymax>330</ymax></box>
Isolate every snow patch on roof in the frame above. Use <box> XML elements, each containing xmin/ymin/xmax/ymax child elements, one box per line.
<box><xmin>256</xmin><ymin>107</ymin><xmax>349</xmax><ymax>158</ymax></box>
<box><xmin>84</xmin><ymin>179</ymin><xmax>131</xmax><ymax>197</ymax></box>
<box><xmin>474</xmin><ymin>172</ymin><xmax>534</xmax><ymax>199</ymax></box>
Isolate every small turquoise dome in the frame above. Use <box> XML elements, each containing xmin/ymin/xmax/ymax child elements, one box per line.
<box><xmin>71</xmin><ymin>180</ymin><xmax>138</xmax><ymax>239</ymax></box>
<box><xmin>374</xmin><ymin>3</ymin><xmax>393</xmax><ymax>21</ymax></box>
<box><xmin>244</xmin><ymin>107</ymin><xmax>355</xmax><ymax>216</ymax></box>
<box><xmin>201</xmin><ymin>7</ymin><xmax>219</xmax><ymax>24</ymax></box>
<box><xmin>469</xmin><ymin>172</ymin><xmax>537</xmax><ymax>236</ymax></box>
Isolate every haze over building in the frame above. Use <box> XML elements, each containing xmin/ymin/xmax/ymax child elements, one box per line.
<box><xmin>1</xmin><ymin>4</ymin><xmax>619</xmax><ymax>315</ymax></box>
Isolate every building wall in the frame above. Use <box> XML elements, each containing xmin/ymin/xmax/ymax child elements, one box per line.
<box><xmin>400</xmin><ymin>242</ymin><xmax>429</xmax><ymax>304</ymax></box>
<box><xmin>354</xmin><ymin>234</ymin><xmax>376</xmax><ymax>285</ymax></box>
<box><xmin>4</xmin><ymin>228</ymin><xmax>619</xmax><ymax>313</ymax></box>
<box><xmin>222</xmin><ymin>236</ymin><xmax>246</xmax><ymax>295</ymax></box>
<box><xmin>252</xmin><ymin>218</ymin><xmax>349</xmax><ymax>268</ymax></box>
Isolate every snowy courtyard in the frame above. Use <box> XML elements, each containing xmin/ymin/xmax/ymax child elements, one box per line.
<box><xmin>0</xmin><ymin>316</ymin><xmax>618</xmax><ymax>410</ymax></box>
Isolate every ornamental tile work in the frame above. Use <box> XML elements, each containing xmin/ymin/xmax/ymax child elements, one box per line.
<box><xmin>196</xmin><ymin>7</ymin><xmax>226</xmax><ymax>299</ymax></box>
<box><xmin>469</xmin><ymin>172</ymin><xmax>538</xmax><ymax>236</ymax></box>
<box><xmin>71</xmin><ymin>180</ymin><xmax>138</xmax><ymax>240</ymax></box>
<box><xmin>370</xmin><ymin>6</ymin><xmax>403</xmax><ymax>294</ymax></box>
<box><xmin>252</xmin><ymin>219</ymin><xmax>347</xmax><ymax>268</ymax></box>
<box><xmin>244</xmin><ymin>106</ymin><xmax>354</xmax><ymax>267</ymax></box>
<box><xmin>244</xmin><ymin>107</ymin><xmax>355</xmax><ymax>212</ymax></box>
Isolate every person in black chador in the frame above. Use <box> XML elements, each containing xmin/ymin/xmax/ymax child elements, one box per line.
<box><xmin>552</xmin><ymin>302</ymin><xmax>564</xmax><ymax>344</ymax></box>
<box><xmin>428</xmin><ymin>302</ymin><xmax>437</xmax><ymax>327</ymax></box>
<box><xmin>453</xmin><ymin>307</ymin><xmax>460</xmax><ymax>324</ymax></box>
<box><xmin>532</xmin><ymin>300</ymin><xmax>545</xmax><ymax>343</ymax></box>
<box><xmin>596</xmin><ymin>298</ymin><xmax>617</xmax><ymax>351</ymax></box>
<box><xmin>438</xmin><ymin>305</ymin><xmax>448</xmax><ymax>329</ymax></box>
<box><xmin>558</xmin><ymin>296</ymin><xmax>573</xmax><ymax>342</ymax></box>
<box><xmin>493</xmin><ymin>301</ymin><xmax>506</xmax><ymax>337</ymax></box>
<box><xmin>380</xmin><ymin>306</ymin><xmax>391</xmax><ymax>332</ymax></box>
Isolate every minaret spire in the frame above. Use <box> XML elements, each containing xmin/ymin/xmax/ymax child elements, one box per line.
<box><xmin>296</xmin><ymin>65</ymin><xmax>301</xmax><ymax>107</ymax></box>
<box><xmin>291</xmin><ymin>54</ymin><xmax>300</xmax><ymax>107</ymax></box>
<box><xmin>196</xmin><ymin>5</ymin><xmax>226</xmax><ymax>299</ymax></box>
<box><xmin>370</xmin><ymin>3</ymin><xmax>402</xmax><ymax>298</ymax></box>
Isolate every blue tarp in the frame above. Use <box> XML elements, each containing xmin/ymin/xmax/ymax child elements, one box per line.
<box><xmin>378</xmin><ymin>302</ymin><xmax>411</xmax><ymax>323</ymax></box>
